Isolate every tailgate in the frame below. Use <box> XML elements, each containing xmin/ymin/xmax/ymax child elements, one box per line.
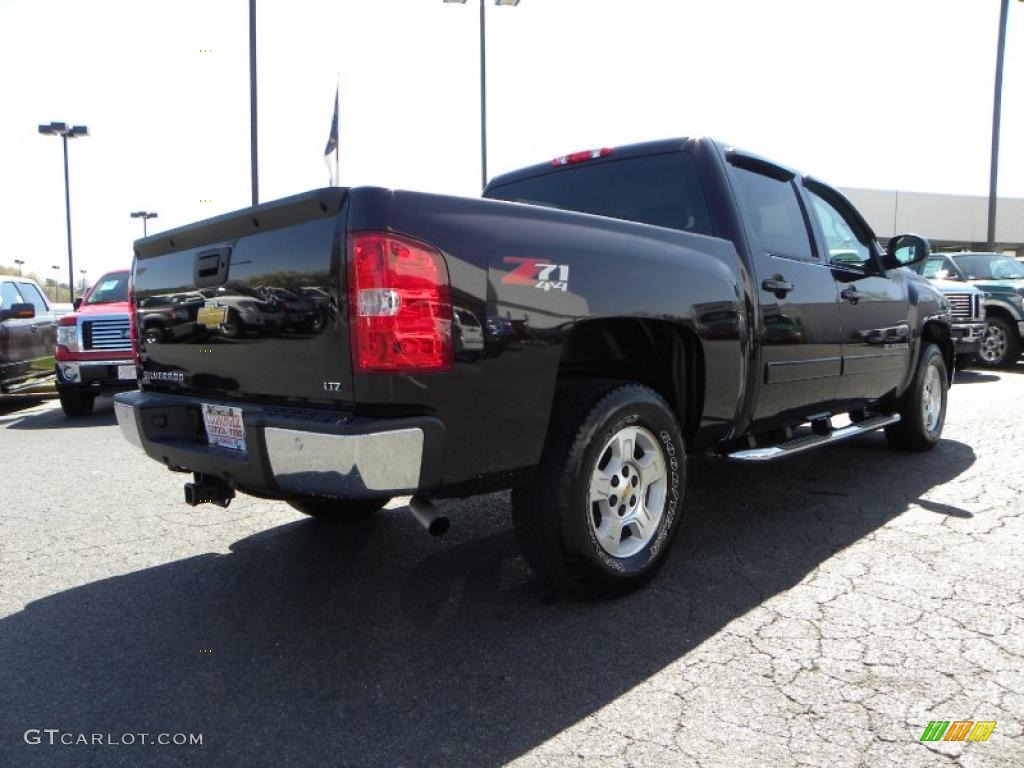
<box><xmin>132</xmin><ymin>189</ymin><xmax>351</xmax><ymax>406</ymax></box>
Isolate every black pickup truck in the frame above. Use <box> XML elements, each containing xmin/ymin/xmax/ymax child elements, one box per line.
<box><xmin>114</xmin><ymin>137</ymin><xmax>953</xmax><ymax>595</ymax></box>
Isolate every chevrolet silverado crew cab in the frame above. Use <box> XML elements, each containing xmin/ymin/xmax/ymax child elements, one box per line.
<box><xmin>56</xmin><ymin>269</ymin><xmax>137</xmax><ymax>416</ymax></box>
<box><xmin>114</xmin><ymin>137</ymin><xmax>953</xmax><ymax>595</ymax></box>
<box><xmin>1</xmin><ymin>277</ymin><xmax>57</xmax><ymax>394</ymax></box>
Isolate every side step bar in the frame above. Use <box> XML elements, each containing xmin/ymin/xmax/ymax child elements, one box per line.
<box><xmin>727</xmin><ymin>414</ymin><xmax>900</xmax><ymax>462</ymax></box>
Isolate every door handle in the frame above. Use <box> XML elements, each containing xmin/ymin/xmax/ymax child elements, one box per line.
<box><xmin>840</xmin><ymin>287</ymin><xmax>861</xmax><ymax>305</ymax></box>
<box><xmin>761</xmin><ymin>275</ymin><xmax>794</xmax><ymax>299</ymax></box>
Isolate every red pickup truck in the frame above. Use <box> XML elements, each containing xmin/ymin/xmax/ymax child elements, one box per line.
<box><xmin>55</xmin><ymin>269</ymin><xmax>137</xmax><ymax>416</ymax></box>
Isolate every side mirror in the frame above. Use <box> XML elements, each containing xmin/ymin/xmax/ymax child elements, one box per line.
<box><xmin>73</xmin><ymin>297</ymin><xmax>82</xmax><ymax>310</ymax></box>
<box><xmin>0</xmin><ymin>302</ymin><xmax>35</xmax><ymax>321</ymax></box>
<box><xmin>886</xmin><ymin>233</ymin><xmax>931</xmax><ymax>268</ymax></box>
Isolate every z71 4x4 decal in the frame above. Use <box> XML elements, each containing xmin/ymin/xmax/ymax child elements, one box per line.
<box><xmin>501</xmin><ymin>257</ymin><xmax>570</xmax><ymax>292</ymax></box>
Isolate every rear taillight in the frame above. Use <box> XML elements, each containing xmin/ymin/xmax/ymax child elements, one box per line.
<box><xmin>551</xmin><ymin>147</ymin><xmax>613</xmax><ymax>166</ymax></box>
<box><xmin>348</xmin><ymin>232</ymin><xmax>452</xmax><ymax>373</ymax></box>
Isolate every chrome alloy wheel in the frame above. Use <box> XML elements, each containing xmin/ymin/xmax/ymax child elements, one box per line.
<box><xmin>588</xmin><ymin>425</ymin><xmax>667</xmax><ymax>559</ymax></box>
<box><xmin>921</xmin><ymin>364</ymin><xmax>943</xmax><ymax>433</ymax></box>
<box><xmin>979</xmin><ymin>323</ymin><xmax>1007</xmax><ymax>364</ymax></box>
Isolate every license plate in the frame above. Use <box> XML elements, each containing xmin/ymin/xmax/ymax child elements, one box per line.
<box><xmin>201</xmin><ymin>404</ymin><xmax>246</xmax><ymax>452</ymax></box>
<box><xmin>197</xmin><ymin>305</ymin><xmax>228</xmax><ymax>329</ymax></box>
<box><xmin>117</xmin><ymin>364</ymin><xmax>136</xmax><ymax>381</ymax></box>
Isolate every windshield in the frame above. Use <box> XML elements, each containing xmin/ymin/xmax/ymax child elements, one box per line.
<box><xmin>84</xmin><ymin>272</ymin><xmax>130</xmax><ymax>304</ymax></box>
<box><xmin>953</xmin><ymin>254</ymin><xmax>1024</xmax><ymax>280</ymax></box>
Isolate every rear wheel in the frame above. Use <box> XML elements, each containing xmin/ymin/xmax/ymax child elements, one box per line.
<box><xmin>512</xmin><ymin>381</ymin><xmax>686</xmax><ymax>597</ymax></box>
<box><xmin>885</xmin><ymin>342</ymin><xmax>948</xmax><ymax>451</ymax></box>
<box><xmin>59</xmin><ymin>390</ymin><xmax>95</xmax><ymax>417</ymax></box>
<box><xmin>288</xmin><ymin>497</ymin><xmax>390</xmax><ymax>524</ymax></box>
<box><xmin>977</xmin><ymin>317</ymin><xmax>1020</xmax><ymax>368</ymax></box>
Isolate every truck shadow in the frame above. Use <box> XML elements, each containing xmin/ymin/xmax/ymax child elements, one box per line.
<box><xmin>0</xmin><ymin>435</ymin><xmax>975</xmax><ymax>767</ymax></box>
<box><xmin>3</xmin><ymin>396</ymin><xmax>116</xmax><ymax>430</ymax></box>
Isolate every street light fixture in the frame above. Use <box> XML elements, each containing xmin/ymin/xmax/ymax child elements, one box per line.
<box><xmin>38</xmin><ymin>120</ymin><xmax>89</xmax><ymax>303</ymax></box>
<box><xmin>444</xmin><ymin>0</ymin><xmax>521</xmax><ymax>190</ymax></box>
<box><xmin>50</xmin><ymin>265</ymin><xmax>61</xmax><ymax>303</ymax></box>
<box><xmin>130</xmin><ymin>210</ymin><xmax>159</xmax><ymax>237</ymax></box>
<box><xmin>13</xmin><ymin>259</ymin><xmax>24</xmax><ymax>276</ymax></box>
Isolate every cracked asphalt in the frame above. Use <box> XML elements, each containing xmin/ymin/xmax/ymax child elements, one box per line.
<box><xmin>0</xmin><ymin>368</ymin><xmax>1021</xmax><ymax>768</ymax></box>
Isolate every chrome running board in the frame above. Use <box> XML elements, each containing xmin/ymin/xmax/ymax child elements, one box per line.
<box><xmin>727</xmin><ymin>414</ymin><xmax>900</xmax><ymax>461</ymax></box>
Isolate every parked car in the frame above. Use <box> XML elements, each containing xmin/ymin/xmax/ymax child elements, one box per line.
<box><xmin>55</xmin><ymin>269</ymin><xmax>137</xmax><ymax>416</ymax></box>
<box><xmin>115</xmin><ymin>137</ymin><xmax>952</xmax><ymax>596</ymax></box>
<box><xmin>137</xmin><ymin>292</ymin><xmax>205</xmax><ymax>344</ymax></box>
<box><xmin>0</xmin><ymin>277</ymin><xmax>57</xmax><ymax>394</ymax></box>
<box><xmin>912</xmin><ymin>259</ymin><xmax>986</xmax><ymax>369</ymax></box>
<box><xmin>912</xmin><ymin>252</ymin><xmax>1024</xmax><ymax>368</ymax></box>
<box><xmin>260</xmin><ymin>286</ymin><xmax>323</xmax><ymax>332</ymax></box>
<box><xmin>196</xmin><ymin>286</ymin><xmax>285</xmax><ymax>338</ymax></box>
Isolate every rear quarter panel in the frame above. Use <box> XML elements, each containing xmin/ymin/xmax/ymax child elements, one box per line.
<box><xmin>347</xmin><ymin>188</ymin><xmax>746</xmax><ymax>491</ymax></box>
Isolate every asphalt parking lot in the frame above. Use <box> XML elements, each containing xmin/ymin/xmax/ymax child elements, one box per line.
<box><xmin>1</xmin><ymin>369</ymin><xmax>1022</xmax><ymax>768</ymax></box>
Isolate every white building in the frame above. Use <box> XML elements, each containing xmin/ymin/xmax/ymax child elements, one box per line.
<box><xmin>840</xmin><ymin>187</ymin><xmax>1024</xmax><ymax>256</ymax></box>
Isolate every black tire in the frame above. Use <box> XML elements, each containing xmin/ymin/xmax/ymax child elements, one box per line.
<box><xmin>512</xmin><ymin>380</ymin><xmax>686</xmax><ymax>597</ymax></box>
<box><xmin>977</xmin><ymin>316</ymin><xmax>1020</xmax><ymax>369</ymax></box>
<box><xmin>143</xmin><ymin>325</ymin><xmax>165</xmax><ymax>345</ymax></box>
<box><xmin>884</xmin><ymin>343</ymin><xmax>948</xmax><ymax>451</ymax></box>
<box><xmin>288</xmin><ymin>497</ymin><xmax>389</xmax><ymax>524</ymax></box>
<box><xmin>954</xmin><ymin>353</ymin><xmax>974</xmax><ymax>372</ymax></box>
<box><xmin>220</xmin><ymin>311</ymin><xmax>243</xmax><ymax>339</ymax></box>
<box><xmin>59</xmin><ymin>390</ymin><xmax>95</xmax><ymax>417</ymax></box>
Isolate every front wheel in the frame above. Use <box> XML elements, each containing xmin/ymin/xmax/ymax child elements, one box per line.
<box><xmin>59</xmin><ymin>390</ymin><xmax>95</xmax><ymax>417</ymax></box>
<box><xmin>885</xmin><ymin>342</ymin><xmax>948</xmax><ymax>451</ymax></box>
<box><xmin>977</xmin><ymin>317</ymin><xmax>1020</xmax><ymax>368</ymax></box>
<box><xmin>512</xmin><ymin>381</ymin><xmax>686</xmax><ymax>597</ymax></box>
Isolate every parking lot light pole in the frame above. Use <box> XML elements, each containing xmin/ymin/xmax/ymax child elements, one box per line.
<box><xmin>13</xmin><ymin>259</ymin><xmax>24</xmax><ymax>276</ymax></box>
<box><xmin>986</xmin><ymin>0</ymin><xmax>1020</xmax><ymax>251</ymax></box>
<box><xmin>50</xmin><ymin>265</ymin><xmax>61</xmax><ymax>302</ymax></box>
<box><xmin>443</xmin><ymin>0</ymin><xmax>521</xmax><ymax>191</ymax></box>
<box><xmin>38</xmin><ymin>121</ymin><xmax>88</xmax><ymax>303</ymax></box>
<box><xmin>130</xmin><ymin>211</ymin><xmax>158</xmax><ymax>237</ymax></box>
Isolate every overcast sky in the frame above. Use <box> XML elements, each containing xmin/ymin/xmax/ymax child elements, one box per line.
<box><xmin>1</xmin><ymin>0</ymin><xmax>1021</xmax><ymax>282</ymax></box>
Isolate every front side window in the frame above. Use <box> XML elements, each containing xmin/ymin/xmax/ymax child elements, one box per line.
<box><xmin>84</xmin><ymin>272</ymin><xmax>130</xmax><ymax>305</ymax></box>
<box><xmin>731</xmin><ymin>167</ymin><xmax>814</xmax><ymax>261</ymax></box>
<box><xmin>17</xmin><ymin>282</ymin><xmax>50</xmax><ymax>313</ymax></box>
<box><xmin>805</xmin><ymin>190</ymin><xmax>871</xmax><ymax>269</ymax></box>
<box><xmin>1</xmin><ymin>281</ymin><xmax>24</xmax><ymax>309</ymax></box>
<box><xmin>953</xmin><ymin>253</ymin><xmax>1024</xmax><ymax>280</ymax></box>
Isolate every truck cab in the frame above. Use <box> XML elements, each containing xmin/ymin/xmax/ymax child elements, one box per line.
<box><xmin>0</xmin><ymin>277</ymin><xmax>57</xmax><ymax>394</ymax></box>
<box><xmin>55</xmin><ymin>269</ymin><xmax>137</xmax><ymax>416</ymax></box>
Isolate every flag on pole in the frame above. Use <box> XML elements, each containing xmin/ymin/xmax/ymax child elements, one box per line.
<box><xmin>324</xmin><ymin>86</ymin><xmax>339</xmax><ymax>186</ymax></box>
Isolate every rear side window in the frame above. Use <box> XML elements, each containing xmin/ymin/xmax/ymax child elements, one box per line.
<box><xmin>17</xmin><ymin>282</ymin><xmax>50</xmax><ymax>313</ymax></box>
<box><xmin>1</xmin><ymin>281</ymin><xmax>24</xmax><ymax>309</ymax></box>
<box><xmin>731</xmin><ymin>167</ymin><xmax>814</xmax><ymax>261</ymax></box>
<box><xmin>486</xmin><ymin>153</ymin><xmax>713</xmax><ymax>235</ymax></box>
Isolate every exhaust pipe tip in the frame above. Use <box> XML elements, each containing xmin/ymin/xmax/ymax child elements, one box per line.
<box><xmin>427</xmin><ymin>516</ymin><xmax>450</xmax><ymax>537</ymax></box>
<box><xmin>409</xmin><ymin>496</ymin><xmax>449</xmax><ymax>537</ymax></box>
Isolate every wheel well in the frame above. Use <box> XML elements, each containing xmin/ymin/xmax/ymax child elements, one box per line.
<box><xmin>555</xmin><ymin>319</ymin><xmax>703</xmax><ymax>439</ymax></box>
<box><xmin>984</xmin><ymin>303</ymin><xmax>1017</xmax><ymax>329</ymax></box>
<box><xmin>921</xmin><ymin>320</ymin><xmax>954</xmax><ymax>382</ymax></box>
